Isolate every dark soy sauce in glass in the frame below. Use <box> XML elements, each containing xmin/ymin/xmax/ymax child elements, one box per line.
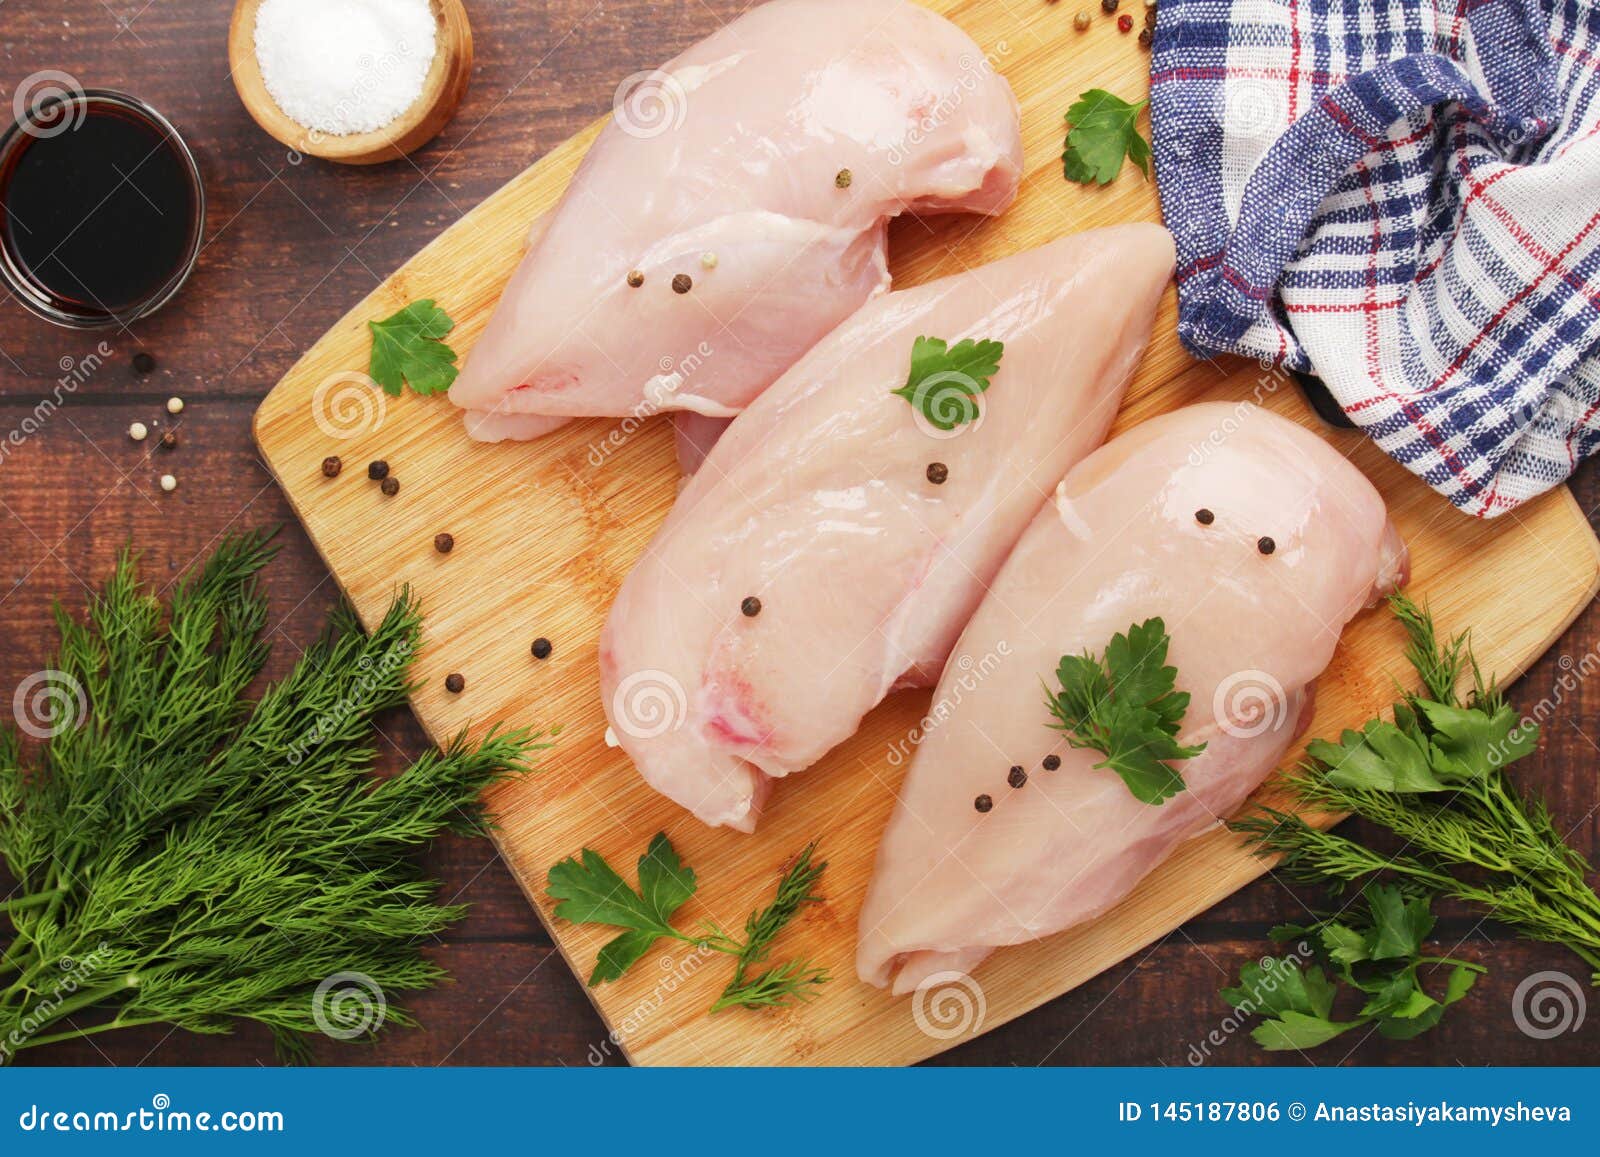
<box><xmin>0</xmin><ymin>90</ymin><xmax>204</xmax><ymax>328</ymax></box>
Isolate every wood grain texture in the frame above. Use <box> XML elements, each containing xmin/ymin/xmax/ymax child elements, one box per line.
<box><xmin>251</xmin><ymin>0</ymin><xmax>1600</xmax><ymax>1065</ymax></box>
<box><xmin>2</xmin><ymin>0</ymin><xmax>1598</xmax><ymax>1068</ymax></box>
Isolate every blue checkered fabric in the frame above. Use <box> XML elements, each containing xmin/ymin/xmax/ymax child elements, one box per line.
<box><xmin>1151</xmin><ymin>0</ymin><xmax>1600</xmax><ymax>516</ymax></box>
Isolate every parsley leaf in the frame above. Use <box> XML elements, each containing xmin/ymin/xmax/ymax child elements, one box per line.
<box><xmin>1063</xmin><ymin>89</ymin><xmax>1152</xmax><ymax>186</ymax></box>
<box><xmin>368</xmin><ymin>299</ymin><xmax>459</xmax><ymax>397</ymax></box>
<box><xmin>1045</xmin><ymin>617</ymin><xmax>1205</xmax><ymax>805</ymax></box>
<box><xmin>546</xmin><ymin>833</ymin><xmax>696</xmax><ymax>985</ymax></box>
<box><xmin>1222</xmin><ymin>887</ymin><xmax>1483</xmax><ymax>1052</ymax></box>
<box><xmin>891</xmin><ymin>335</ymin><xmax>1004</xmax><ymax>431</ymax></box>
<box><xmin>546</xmin><ymin>833</ymin><xmax>831</xmax><ymax>1009</ymax></box>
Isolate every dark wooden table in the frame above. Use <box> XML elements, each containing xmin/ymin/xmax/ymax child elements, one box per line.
<box><xmin>1</xmin><ymin>0</ymin><xmax>1597</xmax><ymax>1067</ymax></box>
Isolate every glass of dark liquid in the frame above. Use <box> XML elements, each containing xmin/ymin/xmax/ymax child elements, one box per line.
<box><xmin>0</xmin><ymin>87</ymin><xmax>205</xmax><ymax>329</ymax></box>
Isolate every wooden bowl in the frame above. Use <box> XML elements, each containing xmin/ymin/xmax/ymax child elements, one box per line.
<box><xmin>227</xmin><ymin>0</ymin><xmax>472</xmax><ymax>165</ymax></box>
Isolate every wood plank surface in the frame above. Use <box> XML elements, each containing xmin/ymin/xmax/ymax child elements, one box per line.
<box><xmin>250</xmin><ymin>1</ymin><xmax>1600</xmax><ymax>1065</ymax></box>
<box><xmin>1</xmin><ymin>0</ymin><xmax>1597</xmax><ymax>1067</ymax></box>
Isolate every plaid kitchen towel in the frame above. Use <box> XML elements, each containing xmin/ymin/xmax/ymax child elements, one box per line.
<box><xmin>1150</xmin><ymin>0</ymin><xmax>1600</xmax><ymax>517</ymax></box>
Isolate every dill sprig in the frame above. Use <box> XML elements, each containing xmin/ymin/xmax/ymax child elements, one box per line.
<box><xmin>1231</xmin><ymin>594</ymin><xmax>1600</xmax><ymax>984</ymax></box>
<box><xmin>0</xmin><ymin>532</ymin><xmax>546</xmax><ymax>1062</ymax></box>
<box><xmin>712</xmin><ymin>843</ymin><xmax>829</xmax><ymax>1012</ymax></box>
<box><xmin>548</xmin><ymin>834</ymin><xmax>830</xmax><ymax>1012</ymax></box>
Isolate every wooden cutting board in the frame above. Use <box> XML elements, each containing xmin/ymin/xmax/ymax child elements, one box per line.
<box><xmin>253</xmin><ymin>0</ymin><xmax>1600</xmax><ymax>1065</ymax></box>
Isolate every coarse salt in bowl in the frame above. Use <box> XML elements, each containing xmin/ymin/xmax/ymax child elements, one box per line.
<box><xmin>253</xmin><ymin>0</ymin><xmax>438</xmax><ymax>137</ymax></box>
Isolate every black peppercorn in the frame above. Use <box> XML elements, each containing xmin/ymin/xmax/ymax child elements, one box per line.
<box><xmin>434</xmin><ymin>533</ymin><xmax>454</xmax><ymax>554</ymax></box>
<box><xmin>1258</xmin><ymin>536</ymin><xmax>1276</xmax><ymax>555</ymax></box>
<box><xmin>531</xmin><ymin>637</ymin><xmax>553</xmax><ymax>660</ymax></box>
<box><xmin>159</xmin><ymin>431</ymin><xmax>178</xmax><ymax>450</ymax></box>
<box><xmin>322</xmin><ymin>456</ymin><xmax>342</xmax><ymax>478</ymax></box>
<box><xmin>926</xmin><ymin>462</ymin><xmax>949</xmax><ymax>485</ymax></box>
<box><xmin>367</xmin><ymin>460</ymin><xmax>389</xmax><ymax>481</ymax></box>
<box><xmin>1195</xmin><ymin>508</ymin><xmax>1214</xmax><ymax>525</ymax></box>
<box><xmin>974</xmin><ymin>794</ymin><xmax>993</xmax><ymax>813</ymax></box>
<box><xmin>1008</xmin><ymin>765</ymin><xmax>1027</xmax><ymax>788</ymax></box>
<box><xmin>1101</xmin><ymin>0</ymin><xmax>1119</xmax><ymax>10</ymax></box>
<box><xmin>626</xmin><ymin>269</ymin><xmax>644</xmax><ymax>288</ymax></box>
<box><xmin>672</xmin><ymin>273</ymin><xmax>693</xmax><ymax>294</ymax></box>
<box><xmin>380</xmin><ymin>476</ymin><xmax>399</xmax><ymax>496</ymax></box>
<box><xmin>444</xmin><ymin>672</ymin><xmax>465</xmax><ymax>694</ymax></box>
<box><xmin>1043</xmin><ymin>754</ymin><xmax>1061</xmax><ymax>771</ymax></box>
<box><xmin>1139</xmin><ymin>27</ymin><xmax>1153</xmax><ymax>47</ymax></box>
<box><xmin>132</xmin><ymin>351</ymin><xmax>156</xmax><ymax>374</ymax></box>
<box><xmin>741</xmin><ymin>596</ymin><xmax>762</xmax><ymax>618</ymax></box>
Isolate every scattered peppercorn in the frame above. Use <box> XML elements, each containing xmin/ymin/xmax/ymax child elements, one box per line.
<box><xmin>1073</xmin><ymin>9</ymin><xmax>1092</xmax><ymax>29</ymax></box>
<box><xmin>444</xmin><ymin>673</ymin><xmax>465</xmax><ymax>694</ymax></box>
<box><xmin>1101</xmin><ymin>0</ymin><xmax>1119</xmax><ymax>11</ymax></box>
<box><xmin>434</xmin><ymin>532</ymin><xmax>454</xmax><ymax>554</ymax></box>
<box><xmin>671</xmin><ymin>273</ymin><xmax>693</xmax><ymax>294</ymax></box>
<box><xmin>1257</xmin><ymin>536</ymin><xmax>1276</xmax><ymax>556</ymax></box>
<box><xmin>1118</xmin><ymin>12</ymin><xmax>1133</xmax><ymax>30</ymax></box>
<box><xmin>1043</xmin><ymin>754</ymin><xmax>1062</xmax><ymax>771</ymax></box>
<box><xmin>974</xmin><ymin>793</ymin><xmax>994</xmax><ymax>813</ymax></box>
<box><xmin>159</xmin><ymin>474</ymin><xmax>178</xmax><ymax>493</ymax></box>
<box><xmin>322</xmin><ymin>456</ymin><xmax>343</xmax><ymax>478</ymax></box>
<box><xmin>166</xmin><ymin>397</ymin><xmax>184</xmax><ymax>415</ymax></box>
<box><xmin>128</xmin><ymin>421</ymin><xmax>148</xmax><ymax>442</ymax></box>
<box><xmin>626</xmin><ymin>269</ymin><xmax>645</xmax><ymax>288</ymax></box>
<box><xmin>380</xmin><ymin>476</ymin><xmax>400</xmax><ymax>496</ymax></box>
<box><xmin>531</xmin><ymin>637</ymin><xmax>553</xmax><ymax>660</ymax></box>
<box><xmin>1008</xmin><ymin>765</ymin><xmax>1028</xmax><ymax>789</ymax></box>
<box><xmin>1195</xmin><ymin>508</ymin><xmax>1215</xmax><ymax>525</ymax></box>
<box><xmin>1146</xmin><ymin>4</ymin><xmax>1158</xmax><ymax>24</ymax></box>
<box><xmin>700</xmin><ymin>251</ymin><xmax>718</xmax><ymax>270</ymax></box>
<box><xmin>160</xmin><ymin>431</ymin><xmax>178</xmax><ymax>450</ymax></box>
<box><xmin>1139</xmin><ymin>27</ymin><xmax>1153</xmax><ymax>46</ymax></box>
<box><xmin>132</xmin><ymin>351</ymin><xmax>156</xmax><ymax>375</ymax></box>
<box><xmin>741</xmin><ymin>596</ymin><xmax>762</xmax><ymax>618</ymax></box>
<box><xmin>926</xmin><ymin>461</ymin><xmax>949</xmax><ymax>485</ymax></box>
<box><xmin>835</xmin><ymin>168</ymin><xmax>852</xmax><ymax>189</ymax></box>
<box><xmin>367</xmin><ymin>460</ymin><xmax>389</xmax><ymax>480</ymax></box>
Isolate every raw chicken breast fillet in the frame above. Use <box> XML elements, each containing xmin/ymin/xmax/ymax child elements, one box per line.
<box><xmin>599</xmin><ymin>225</ymin><xmax>1177</xmax><ymax>832</ymax></box>
<box><xmin>857</xmin><ymin>402</ymin><xmax>1409</xmax><ymax>994</ymax></box>
<box><xmin>448</xmin><ymin>0</ymin><xmax>1022</xmax><ymax>444</ymax></box>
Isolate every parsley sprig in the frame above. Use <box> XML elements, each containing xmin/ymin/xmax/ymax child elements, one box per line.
<box><xmin>1222</xmin><ymin>885</ymin><xmax>1483</xmax><ymax>1050</ymax></box>
<box><xmin>1232</xmin><ymin>595</ymin><xmax>1600</xmax><ymax>989</ymax></box>
<box><xmin>1062</xmin><ymin>89</ymin><xmax>1152</xmax><ymax>186</ymax></box>
<box><xmin>547</xmin><ymin>835</ymin><xmax>829</xmax><ymax>1012</ymax></box>
<box><xmin>1045</xmin><ymin>618</ymin><xmax>1205</xmax><ymax>805</ymax></box>
<box><xmin>891</xmin><ymin>335</ymin><xmax>1004</xmax><ymax>431</ymax></box>
<box><xmin>368</xmin><ymin>299</ymin><xmax>459</xmax><ymax>396</ymax></box>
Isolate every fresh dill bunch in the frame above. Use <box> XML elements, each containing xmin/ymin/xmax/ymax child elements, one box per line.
<box><xmin>1231</xmin><ymin>594</ymin><xmax>1600</xmax><ymax>984</ymax></box>
<box><xmin>0</xmin><ymin>532</ymin><xmax>545</xmax><ymax>1062</ymax></box>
